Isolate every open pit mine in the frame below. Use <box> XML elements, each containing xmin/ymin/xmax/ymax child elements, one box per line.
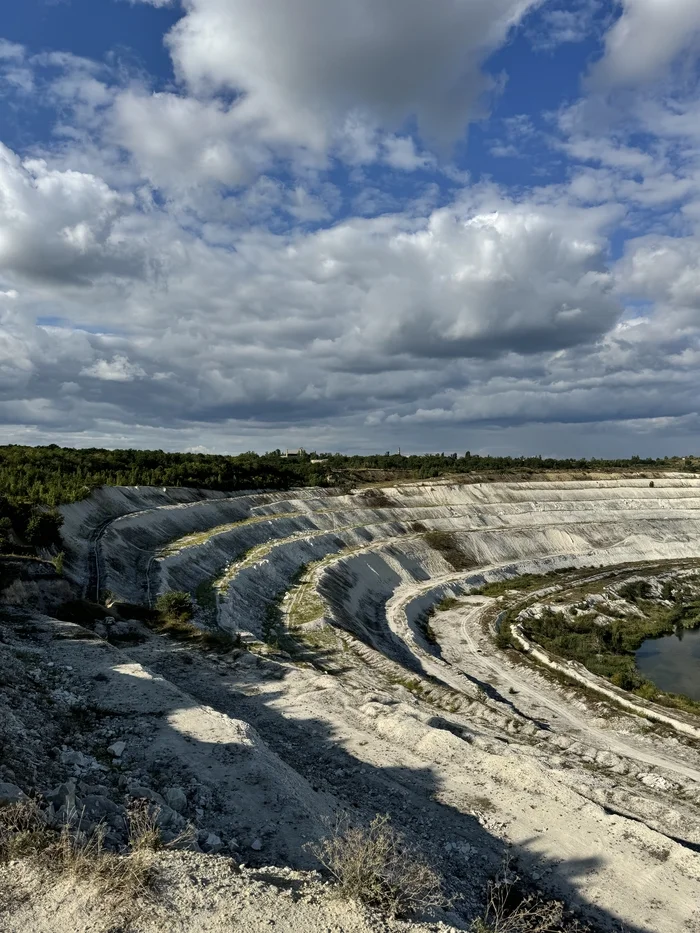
<box><xmin>2</xmin><ymin>474</ymin><xmax>700</xmax><ymax>933</ymax></box>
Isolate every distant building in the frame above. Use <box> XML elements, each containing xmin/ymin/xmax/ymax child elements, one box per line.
<box><xmin>282</xmin><ymin>448</ymin><xmax>306</xmax><ymax>459</ymax></box>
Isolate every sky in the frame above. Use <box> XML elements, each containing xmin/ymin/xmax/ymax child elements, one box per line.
<box><xmin>1</xmin><ymin>1</ymin><xmax>700</xmax><ymax>457</ymax></box>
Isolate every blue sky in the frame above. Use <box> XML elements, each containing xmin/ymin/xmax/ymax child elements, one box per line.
<box><xmin>1</xmin><ymin>0</ymin><xmax>700</xmax><ymax>456</ymax></box>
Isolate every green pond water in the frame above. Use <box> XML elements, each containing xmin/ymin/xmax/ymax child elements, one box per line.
<box><xmin>636</xmin><ymin>628</ymin><xmax>700</xmax><ymax>701</ymax></box>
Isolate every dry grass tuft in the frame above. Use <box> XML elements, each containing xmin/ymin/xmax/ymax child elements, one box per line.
<box><xmin>308</xmin><ymin>813</ymin><xmax>447</xmax><ymax>919</ymax></box>
<box><xmin>49</xmin><ymin>820</ymin><xmax>156</xmax><ymax>906</ymax></box>
<box><xmin>0</xmin><ymin>799</ymin><xmax>159</xmax><ymax>923</ymax></box>
<box><xmin>126</xmin><ymin>800</ymin><xmax>163</xmax><ymax>853</ymax></box>
<box><xmin>0</xmin><ymin>799</ymin><xmax>49</xmax><ymax>863</ymax></box>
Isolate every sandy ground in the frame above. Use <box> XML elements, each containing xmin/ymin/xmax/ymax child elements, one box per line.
<box><xmin>1</xmin><ymin>853</ymin><xmax>462</xmax><ymax>933</ymax></box>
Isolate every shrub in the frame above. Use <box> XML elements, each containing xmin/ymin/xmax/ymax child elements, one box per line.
<box><xmin>308</xmin><ymin>814</ymin><xmax>446</xmax><ymax>918</ymax></box>
<box><xmin>435</xmin><ymin>596</ymin><xmax>461</xmax><ymax>612</ymax></box>
<box><xmin>617</xmin><ymin>579</ymin><xmax>651</xmax><ymax>604</ymax></box>
<box><xmin>0</xmin><ymin>516</ymin><xmax>12</xmax><ymax>552</ymax></box>
<box><xmin>25</xmin><ymin>510</ymin><xmax>64</xmax><ymax>548</ymax></box>
<box><xmin>155</xmin><ymin>591</ymin><xmax>194</xmax><ymax>622</ymax></box>
<box><xmin>472</xmin><ymin>864</ymin><xmax>585</xmax><ymax>933</ymax></box>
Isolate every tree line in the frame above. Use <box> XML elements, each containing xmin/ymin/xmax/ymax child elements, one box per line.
<box><xmin>0</xmin><ymin>443</ymin><xmax>689</xmax><ymax>553</ymax></box>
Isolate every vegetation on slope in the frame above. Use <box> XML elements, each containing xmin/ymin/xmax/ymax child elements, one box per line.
<box><xmin>509</xmin><ymin>572</ymin><xmax>700</xmax><ymax>715</ymax></box>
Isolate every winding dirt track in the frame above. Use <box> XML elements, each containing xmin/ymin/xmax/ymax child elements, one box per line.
<box><xmin>436</xmin><ymin>597</ymin><xmax>700</xmax><ymax>784</ymax></box>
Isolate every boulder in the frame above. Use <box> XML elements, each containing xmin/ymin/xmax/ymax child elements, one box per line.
<box><xmin>164</xmin><ymin>787</ymin><xmax>187</xmax><ymax>813</ymax></box>
<box><xmin>46</xmin><ymin>782</ymin><xmax>76</xmax><ymax>812</ymax></box>
<box><xmin>200</xmin><ymin>831</ymin><xmax>223</xmax><ymax>854</ymax></box>
<box><xmin>0</xmin><ymin>783</ymin><xmax>27</xmax><ymax>806</ymax></box>
<box><xmin>127</xmin><ymin>785</ymin><xmax>165</xmax><ymax>806</ymax></box>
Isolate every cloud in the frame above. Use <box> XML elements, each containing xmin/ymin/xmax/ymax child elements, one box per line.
<box><xmin>530</xmin><ymin>1</ymin><xmax>602</xmax><ymax>50</ymax></box>
<box><xmin>0</xmin><ymin>143</ymin><xmax>141</xmax><ymax>285</ymax></box>
<box><xmin>591</xmin><ymin>0</ymin><xmax>700</xmax><ymax>87</ymax></box>
<box><xmin>111</xmin><ymin>90</ymin><xmax>272</xmax><ymax>190</ymax></box>
<box><xmin>157</xmin><ymin>0</ymin><xmax>540</xmax><ymax>150</ymax></box>
<box><xmin>616</xmin><ymin>234</ymin><xmax>700</xmax><ymax>321</ymax></box>
<box><xmin>81</xmin><ymin>354</ymin><xmax>147</xmax><ymax>382</ymax></box>
<box><xmin>0</xmin><ymin>164</ymin><xmax>628</xmax><ymax>448</ymax></box>
<box><xmin>3</xmin><ymin>0</ymin><xmax>700</xmax><ymax>458</ymax></box>
<box><xmin>382</xmin><ymin>136</ymin><xmax>436</xmax><ymax>172</ymax></box>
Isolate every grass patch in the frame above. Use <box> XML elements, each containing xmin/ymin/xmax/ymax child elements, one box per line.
<box><xmin>472</xmin><ymin>572</ymin><xmax>564</xmax><ymax>598</ymax></box>
<box><xmin>307</xmin><ymin>814</ymin><xmax>447</xmax><ymax>919</ymax></box>
<box><xmin>158</xmin><ymin>511</ymin><xmax>306</xmax><ymax>557</ymax></box>
<box><xmin>435</xmin><ymin>596</ymin><xmax>461</xmax><ymax>612</ymax></box>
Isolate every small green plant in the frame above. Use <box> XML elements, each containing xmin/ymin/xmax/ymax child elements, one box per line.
<box><xmin>53</xmin><ymin>551</ymin><xmax>64</xmax><ymax>575</ymax></box>
<box><xmin>308</xmin><ymin>814</ymin><xmax>446</xmax><ymax>918</ymax></box>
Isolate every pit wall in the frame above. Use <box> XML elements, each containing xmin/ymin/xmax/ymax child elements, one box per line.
<box><xmin>112</xmin><ymin>501</ymin><xmax>700</xmax><ymax>608</ymax></box>
<box><xmin>318</xmin><ymin>520</ymin><xmax>700</xmax><ymax>672</ymax></box>
<box><xmin>60</xmin><ymin>485</ymin><xmax>333</xmax><ymax>593</ymax></box>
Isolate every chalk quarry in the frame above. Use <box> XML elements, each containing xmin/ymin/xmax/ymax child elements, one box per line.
<box><xmin>2</xmin><ymin>474</ymin><xmax>700</xmax><ymax>932</ymax></box>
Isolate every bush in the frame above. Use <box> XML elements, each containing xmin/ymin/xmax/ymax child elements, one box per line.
<box><xmin>155</xmin><ymin>591</ymin><xmax>194</xmax><ymax>622</ymax></box>
<box><xmin>472</xmin><ymin>864</ymin><xmax>582</xmax><ymax>933</ymax></box>
<box><xmin>617</xmin><ymin>579</ymin><xmax>651</xmax><ymax>604</ymax></box>
<box><xmin>308</xmin><ymin>814</ymin><xmax>446</xmax><ymax>918</ymax></box>
<box><xmin>0</xmin><ymin>517</ymin><xmax>12</xmax><ymax>552</ymax></box>
<box><xmin>25</xmin><ymin>510</ymin><xmax>64</xmax><ymax>548</ymax></box>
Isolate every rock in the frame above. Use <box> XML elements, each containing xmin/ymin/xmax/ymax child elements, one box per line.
<box><xmin>164</xmin><ymin>787</ymin><xmax>187</xmax><ymax>813</ymax></box>
<box><xmin>0</xmin><ymin>783</ymin><xmax>27</xmax><ymax>806</ymax></box>
<box><xmin>155</xmin><ymin>804</ymin><xmax>186</xmax><ymax>832</ymax></box>
<box><xmin>200</xmin><ymin>832</ymin><xmax>223</xmax><ymax>854</ymax></box>
<box><xmin>107</xmin><ymin>741</ymin><xmax>126</xmax><ymax>758</ymax></box>
<box><xmin>127</xmin><ymin>785</ymin><xmax>165</xmax><ymax>806</ymax></box>
<box><xmin>82</xmin><ymin>795</ymin><xmax>126</xmax><ymax>830</ymax></box>
<box><xmin>78</xmin><ymin>783</ymin><xmax>109</xmax><ymax>796</ymax></box>
<box><xmin>46</xmin><ymin>782</ymin><xmax>77</xmax><ymax>812</ymax></box>
<box><xmin>251</xmin><ymin>837</ymin><xmax>263</xmax><ymax>851</ymax></box>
